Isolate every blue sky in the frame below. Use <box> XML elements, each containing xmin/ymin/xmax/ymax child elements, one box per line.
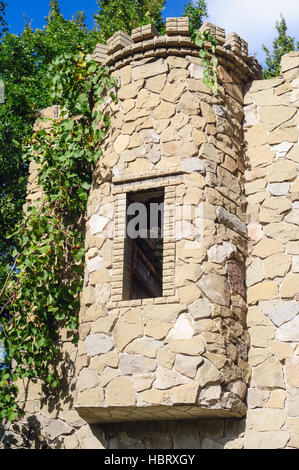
<box><xmin>4</xmin><ymin>0</ymin><xmax>299</xmax><ymax>66</ymax></box>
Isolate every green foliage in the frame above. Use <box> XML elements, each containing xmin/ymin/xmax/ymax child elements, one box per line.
<box><xmin>0</xmin><ymin>49</ymin><xmax>116</xmax><ymax>421</ymax></box>
<box><xmin>263</xmin><ymin>14</ymin><xmax>299</xmax><ymax>79</ymax></box>
<box><xmin>95</xmin><ymin>0</ymin><xmax>166</xmax><ymax>41</ymax></box>
<box><xmin>183</xmin><ymin>0</ymin><xmax>207</xmax><ymax>34</ymax></box>
<box><xmin>192</xmin><ymin>28</ymin><xmax>218</xmax><ymax>92</ymax></box>
<box><xmin>0</xmin><ymin>3</ymin><xmax>101</xmax><ymax>321</ymax></box>
<box><xmin>0</xmin><ymin>1</ymin><xmax>8</xmax><ymax>39</ymax></box>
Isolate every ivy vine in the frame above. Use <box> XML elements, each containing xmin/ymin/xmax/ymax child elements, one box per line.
<box><xmin>0</xmin><ymin>49</ymin><xmax>116</xmax><ymax>421</ymax></box>
<box><xmin>0</xmin><ymin>29</ymin><xmax>218</xmax><ymax>423</ymax></box>
<box><xmin>192</xmin><ymin>28</ymin><xmax>219</xmax><ymax>92</ymax></box>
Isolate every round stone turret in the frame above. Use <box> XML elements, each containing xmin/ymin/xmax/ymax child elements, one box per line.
<box><xmin>75</xmin><ymin>18</ymin><xmax>261</xmax><ymax>424</ymax></box>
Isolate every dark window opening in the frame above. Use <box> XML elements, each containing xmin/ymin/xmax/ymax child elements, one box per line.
<box><xmin>123</xmin><ymin>188</ymin><xmax>164</xmax><ymax>300</ymax></box>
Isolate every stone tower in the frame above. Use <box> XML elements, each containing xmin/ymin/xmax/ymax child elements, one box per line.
<box><xmin>75</xmin><ymin>18</ymin><xmax>260</xmax><ymax>423</ymax></box>
<box><xmin>1</xmin><ymin>18</ymin><xmax>299</xmax><ymax>449</ymax></box>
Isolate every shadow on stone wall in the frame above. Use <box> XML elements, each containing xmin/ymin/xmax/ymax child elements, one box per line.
<box><xmin>97</xmin><ymin>418</ymin><xmax>246</xmax><ymax>449</ymax></box>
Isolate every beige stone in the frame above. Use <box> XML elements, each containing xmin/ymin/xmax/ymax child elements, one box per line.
<box><xmin>168</xmin><ymin>68</ymin><xmax>189</xmax><ymax>82</ymax></box>
<box><xmin>263</xmin><ymin>222</ymin><xmax>299</xmax><ymax>244</ymax></box>
<box><xmin>287</xmin><ymin>144</ymin><xmax>299</xmax><ymax>163</ymax></box>
<box><xmin>98</xmin><ymin>366</ymin><xmax>120</xmax><ymax>387</ymax></box>
<box><xmin>204</xmin><ymin>352</ymin><xmax>226</xmax><ymax>369</ymax></box>
<box><xmin>153</xmin><ymin>101</ymin><xmax>176</xmax><ymax>119</ymax></box>
<box><xmin>113</xmin><ymin>134</ymin><xmax>129</xmax><ymax>154</ymax></box>
<box><xmin>179</xmin><ymin>91</ymin><xmax>200</xmax><ymax>114</ymax></box>
<box><xmin>174</xmin><ymin>354</ymin><xmax>203</xmax><ymax>378</ymax></box>
<box><xmin>281</xmin><ymin>273</ymin><xmax>299</xmax><ymax>298</ymax></box>
<box><xmin>118</xmin><ymin>79</ymin><xmax>144</xmax><ymax>100</ymax></box>
<box><xmin>172</xmin><ymin>112</ymin><xmax>189</xmax><ymax>130</ymax></box>
<box><xmin>286</xmin><ymin>357</ymin><xmax>299</xmax><ymax>387</ymax></box>
<box><xmin>247</xmin><ymin>409</ymin><xmax>287</xmax><ymax>431</ymax></box>
<box><xmin>267</xmin><ymin>390</ymin><xmax>286</xmax><ymax>409</ymax></box>
<box><xmin>177</xmin><ymin>284</ymin><xmax>201</xmax><ymax>305</ymax></box>
<box><xmin>136</xmin><ymin>89</ymin><xmax>160</xmax><ymax>109</ymax></box>
<box><xmin>132</xmin><ymin>374</ymin><xmax>155</xmax><ymax>392</ymax></box>
<box><xmin>77</xmin><ymin>387</ymin><xmax>104</xmax><ymax>406</ymax></box>
<box><xmin>267</xmin><ymin>160</ymin><xmax>297</xmax><ymax>183</ymax></box>
<box><xmin>244</xmin><ymin>431</ymin><xmax>290</xmax><ymax>449</ymax></box>
<box><xmin>286</xmin><ymin>417</ymin><xmax>299</xmax><ymax>434</ymax></box>
<box><xmin>106</xmin><ymin>377</ymin><xmax>135</xmax><ymax>406</ymax></box>
<box><xmin>91</xmin><ymin>315</ymin><xmax>117</xmax><ymax>335</ymax></box>
<box><xmin>251</xmin><ymin>238</ymin><xmax>284</xmax><ymax>259</ymax></box>
<box><xmin>161</xmin><ymin>82</ymin><xmax>186</xmax><ymax>103</ymax></box>
<box><xmin>77</xmin><ymin>368</ymin><xmax>99</xmax><ymax>392</ymax></box>
<box><xmin>252</xmin><ymin>356</ymin><xmax>285</xmax><ymax>388</ymax></box>
<box><xmin>259</xmin><ymin>105</ymin><xmax>297</xmax><ymax>132</ymax></box>
<box><xmin>157</xmin><ymin>347</ymin><xmax>175</xmax><ymax>370</ymax></box>
<box><xmin>271</xmin><ymin>341</ymin><xmax>295</xmax><ymax>361</ymax></box>
<box><xmin>264</xmin><ymin>253</ymin><xmax>292</xmax><ymax>279</ymax></box>
<box><xmin>89</xmin><ymin>350</ymin><xmax>119</xmax><ymax>372</ymax></box>
<box><xmin>247</xmin><ymin>281</ymin><xmax>278</xmax><ymax>305</ymax></box>
<box><xmin>247</xmin><ymin>306</ymin><xmax>273</xmax><ymax>327</ymax></box>
<box><xmin>192</xmin><ymin>128</ymin><xmax>207</xmax><ymax>146</ymax></box>
<box><xmin>145</xmin><ymin>73</ymin><xmax>167</xmax><ymax>93</ymax></box>
<box><xmin>145</xmin><ymin>320</ymin><xmax>172</xmax><ymax>340</ymax></box>
<box><xmin>132</xmin><ymin>59</ymin><xmax>168</xmax><ymax>81</ymax></box>
<box><xmin>246</xmin><ymin>147</ymin><xmax>275</xmax><ymax>167</ymax></box>
<box><xmin>119</xmin><ymin>354</ymin><xmax>157</xmax><ymax>375</ymax></box>
<box><xmin>248</xmin><ymin>348</ymin><xmax>273</xmax><ymax>367</ymax></box>
<box><xmin>249</xmin><ymin>326</ymin><xmax>275</xmax><ymax>348</ymax></box>
<box><xmin>125</xmin><ymin>337</ymin><xmax>162</xmax><ymax>358</ymax></box>
<box><xmin>169</xmin><ymin>382</ymin><xmax>199</xmax><ymax>404</ymax></box>
<box><xmin>246</xmin><ymin>259</ymin><xmax>266</xmax><ymax>287</ymax></box>
<box><xmin>143</xmin><ymin>304</ymin><xmax>185</xmax><ymax>323</ymax></box>
<box><xmin>251</xmin><ymin>89</ymin><xmax>281</xmax><ymax>106</ymax></box>
<box><xmin>153</xmin><ymin>366</ymin><xmax>189</xmax><ymax>389</ymax></box>
<box><xmin>113</xmin><ymin>308</ymin><xmax>143</xmax><ymax>351</ymax></box>
<box><xmin>269</xmin><ymin>124</ymin><xmax>299</xmax><ymax>145</ymax></box>
<box><xmin>138</xmin><ymin>389</ymin><xmax>170</xmax><ymax>406</ymax></box>
<box><xmin>168</xmin><ymin>336</ymin><xmax>205</xmax><ymax>355</ymax></box>
<box><xmin>195</xmin><ymin>360</ymin><xmax>221</xmax><ymax>387</ymax></box>
<box><xmin>244</xmin><ymin>124</ymin><xmax>268</xmax><ymax>147</ymax></box>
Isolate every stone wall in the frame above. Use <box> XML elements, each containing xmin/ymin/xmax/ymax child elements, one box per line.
<box><xmin>242</xmin><ymin>51</ymin><xmax>299</xmax><ymax>449</ymax></box>
<box><xmin>1</xmin><ymin>21</ymin><xmax>299</xmax><ymax>450</ymax></box>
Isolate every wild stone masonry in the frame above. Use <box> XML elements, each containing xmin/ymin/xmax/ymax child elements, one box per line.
<box><xmin>1</xmin><ymin>19</ymin><xmax>299</xmax><ymax>450</ymax></box>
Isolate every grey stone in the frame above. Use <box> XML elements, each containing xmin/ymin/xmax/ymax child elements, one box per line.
<box><xmin>259</xmin><ymin>300</ymin><xmax>299</xmax><ymax>327</ymax></box>
<box><xmin>77</xmin><ymin>368</ymin><xmax>99</xmax><ymax>391</ymax></box>
<box><xmin>216</xmin><ymin>207</ymin><xmax>247</xmax><ymax>237</ymax></box>
<box><xmin>84</xmin><ymin>333</ymin><xmax>114</xmax><ymax>356</ymax></box>
<box><xmin>276</xmin><ymin>315</ymin><xmax>299</xmax><ymax>342</ymax></box>
<box><xmin>287</xmin><ymin>386</ymin><xmax>299</xmax><ymax>417</ymax></box>
<box><xmin>119</xmin><ymin>354</ymin><xmax>157</xmax><ymax>375</ymax></box>
<box><xmin>188</xmin><ymin>63</ymin><xmax>204</xmax><ymax>79</ymax></box>
<box><xmin>247</xmin><ymin>389</ymin><xmax>270</xmax><ymax>409</ymax></box>
<box><xmin>188</xmin><ymin>298</ymin><xmax>211</xmax><ymax>320</ymax></box>
<box><xmin>88</xmin><ymin>214</ymin><xmax>109</xmax><ymax>236</ymax></box>
<box><xmin>266</xmin><ymin>183</ymin><xmax>290</xmax><ymax>196</ymax></box>
<box><xmin>199</xmin><ymin>385</ymin><xmax>222</xmax><ymax>405</ymax></box>
<box><xmin>213</xmin><ymin>105</ymin><xmax>227</xmax><ymax>117</ymax></box>
<box><xmin>42</xmin><ymin>418</ymin><xmax>73</xmax><ymax>441</ymax></box>
<box><xmin>198</xmin><ymin>273</ymin><xmax>230</xmax><ymax>306</ymax></box>
<box><xmin>181</xmin><ymin>158</ymin><xmax>205</xmax><ymax>174</ymax></box>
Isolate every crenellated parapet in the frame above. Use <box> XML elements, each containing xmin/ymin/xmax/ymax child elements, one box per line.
<box><xmin>92</xmin><ymin>18</ymin><xmax>262</xmax><ymax>82</ymax></box>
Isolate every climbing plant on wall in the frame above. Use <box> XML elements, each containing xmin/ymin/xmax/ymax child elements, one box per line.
<box><xmin>0</xmin><ymin>0</ymin><xmax>217</xmax><ymax>422</ymax></box>
<box><xmin>0</xmin><ymin>50</ymin><xmax>116</xmax><ymax>421</ymax></box>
